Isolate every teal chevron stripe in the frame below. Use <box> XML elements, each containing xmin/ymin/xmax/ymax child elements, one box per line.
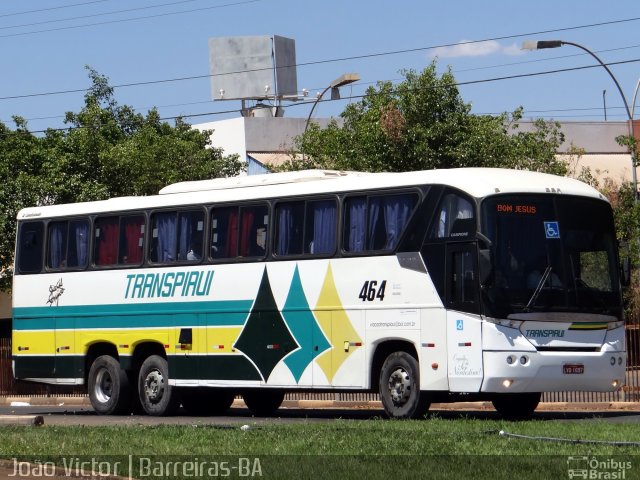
<box><xmin>282</xmin><ymin>266</ymin><xmax>331</xmax><ymax>382</ymax></box>
<box><xmin>12</xmin><ymin>300</ymin><xmax>253</xmax><ymax>331</ymax></box>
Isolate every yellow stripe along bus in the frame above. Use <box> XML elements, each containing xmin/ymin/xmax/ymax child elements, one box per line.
<box><xmin>12</xmin><ymin>168</ymin><xmax>627</xmax><ymax>418</ymax></box>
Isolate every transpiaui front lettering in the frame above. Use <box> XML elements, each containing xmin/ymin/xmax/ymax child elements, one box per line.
<box><xmin>124</xmin><ymin>271</ymin><xmax>214</xmax><ymax>299</ymax></box>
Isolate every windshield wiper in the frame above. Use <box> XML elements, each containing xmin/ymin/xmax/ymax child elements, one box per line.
<box><xmin>524</xmin><ymin>266</ymin><xmax>552</xmax><ymax>312</ymax></box>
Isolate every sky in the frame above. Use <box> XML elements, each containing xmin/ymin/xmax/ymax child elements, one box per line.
<box><xmin>1</xmin><ymin>0</ymin><xmax>639</xmax><ymax>134</ymax></box>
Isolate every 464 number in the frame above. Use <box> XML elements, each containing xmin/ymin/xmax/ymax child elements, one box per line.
<box><xmin>359</xmin><ymin>280</ymin><xmax>387</xmax><ymax>302</ymax></box>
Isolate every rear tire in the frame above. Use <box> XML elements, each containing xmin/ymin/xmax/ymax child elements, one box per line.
<box><xmin>138</xmin><ymin>355</ymin><xmax>180</xmax><ymax>416</ymax></box>
<box><xmin>88</xmin><ymin>355</ymin><xmax>131</xmax><ymax>415</ymax></box>
<box><xmin>492</xmin><ymin>392</ymin><xmax>541</xmax><ymax>420</ymax></box>
<box><xmin>182</xmin><ymin>388</ymin><xmax>235</xmax><ymax>415</ymax></box>
<box><xmin>379</xmin><ymin>351</ymin><xmax>430</xmax><ymax>419</ymax></box>
<box><xmin>242</xmin><ymin>389</ymin><xmax>285</xmax><ymax>416</ymax></box>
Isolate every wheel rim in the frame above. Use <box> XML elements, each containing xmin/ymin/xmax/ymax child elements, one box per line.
<box><xmin>143</xmin><ymin>368</ymin><xmax>166</xmax><ymax>404</ymax></box>
<box><xmin>94</xmin><ymin>368</ymin><xmax>113</xmax><ymax>404</ymax></box>
<box><xmin>387</xmin><ymin>366</ymin><xmax>412</xmax><ymax>406</ymax></box>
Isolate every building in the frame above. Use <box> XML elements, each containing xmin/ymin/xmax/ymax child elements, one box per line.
<box><xmin>195</xmin><ymin>116</ymin><xmax>334</xmax><ymax>174</ymax></box>
<box><xmin>195</xmin><ymin>117</ymin><xmax>639</xmax><ymax>189</ymax></box>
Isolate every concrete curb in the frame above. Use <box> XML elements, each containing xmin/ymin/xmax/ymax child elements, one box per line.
<box><xmin>0</xmin><ymin>396</ymin><xmax>91</xmax><ymax>407</ymax></box>
<box><xmin>2</xmin><ymin>396</ymin><xmax>640</xmax><ymax>412</ymax></box>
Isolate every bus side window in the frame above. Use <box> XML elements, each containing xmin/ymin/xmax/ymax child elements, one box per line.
<box><xmin>344</xmin><ymin>197</ymin><xmax>366</xmax><ymax>253</ymax></box>
<box><xmin>429</xmin><ymin>193</ymin><xmax>475</xmax><ymax>240</ymax></box>
<box><xmin>275</xmin><ymin>201</ymin><xmax>304</xmax><ymax>256</ymax></box>
<box><xmin>150</xmin><ymin>212</ymin><xmax>177</xmax><ymax>263</ymax></box>
<box><xmin>17</xmin><ymin>221</ymin><xmax>44</xmax><ymax>274</ymax></box>
<box><xmin>48</xmin><ymin>219</ymin><xmax>90</xmax><ymax>270</ymax></box>
<box><xmin>66</xmin><ymin>219</ymin><xmax>89</xmax><ymax>268</ymax></box>
<box><xmin>304</xmin><ymin>199</ymin><xmax>336</xmax><ymax>255</ymax></box>
<box><xmin>370</xmin><ymin>194</ymin><xmax>416</xmax><ymax>250</ymax></box>
<box><xmin>211</xmin><ymin>207</ymin><xmax>238</xmax><ymax>259</ymax></box>
<box><xmin>48</xmin><ymin>221</ymin><xmax>68</xmax><ymax>269</ymax></box>
<box><xmin>94</xmin><ymin>217</ymin><xmax>120</xmax><ymax>266</ymax></box>
<box><xmin>239</xmin><ymin>205</ymin><xmax>268</xmax><ymax>257</ymax></box>
<box><xmin>344</xmin><ymin>193</ymin><xmax>417</xmax><ymax>253</ymax></box>
<box><xmin>178</xmin><ymin>210</ymin><xmax>204</xmax><ymax>262</ymax></box>
<box><xmin>150</xmin><ymin>210</ymin><xmax>204</xmax><ymax>263</ymax></box>
<box><xmin>119</xmin><ymin>215</ymin><xmax>145</xmax><ymax>265</ymax></box>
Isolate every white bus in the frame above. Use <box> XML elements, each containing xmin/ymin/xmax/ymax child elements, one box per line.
<box><xmin>12</xmin><ymin>168</ymin><xmax>626</xmax><ymax>418</ymax></box>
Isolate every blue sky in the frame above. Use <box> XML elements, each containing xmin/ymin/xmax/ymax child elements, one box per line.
<box><xmin>1</xmin><ymin>0</ymin><xmax>639</xmax><ymax>133</ymax></box>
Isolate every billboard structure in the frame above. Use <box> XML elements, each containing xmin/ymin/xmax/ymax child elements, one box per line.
<box><xmin>209</xmin><ymin>35</ymin><xmax>298</xmax><ymax>116</ymax></box>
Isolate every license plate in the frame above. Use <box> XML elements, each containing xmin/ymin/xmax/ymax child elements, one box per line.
<box><xmin>563</xmin><ymin>364</ymin><xmax>584</xmax><ymax>374</ymax></box>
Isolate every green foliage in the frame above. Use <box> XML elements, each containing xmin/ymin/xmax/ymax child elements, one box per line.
<box><xmin>285</xmin><ymin>62</ymin><xmax>566</xmax><ymax>175</ymax></box>
<box><xmin>0</xmin><ymin>67</ymin><xmax>242</xmax><ymax>291</ymax></box>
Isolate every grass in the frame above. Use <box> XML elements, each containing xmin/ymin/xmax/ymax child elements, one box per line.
<box><xmin>1</xmin><ymin>415</ymin><xmax>640</xmax><ymax>479</ymax></box>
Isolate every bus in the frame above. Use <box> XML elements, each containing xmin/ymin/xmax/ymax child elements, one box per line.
<box><xmin>12</xmin><ymin>168</ymin><xmax>626</xmax><ymax>419</ymax></box>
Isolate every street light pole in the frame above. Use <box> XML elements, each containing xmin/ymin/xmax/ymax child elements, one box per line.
<box><xmin>304</xmin><ymin>73</ymin><xmax>360</xmax><ymax>134</ymax></box>
<box><xmin>522</xmin><ymin>40</ymin><xmax>638</xmax><ymax>200</ymax></box>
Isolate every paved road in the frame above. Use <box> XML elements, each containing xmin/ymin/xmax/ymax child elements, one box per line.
<box><xmin>1</xmin><ymin>403</ymin><xmax>640</xmax><ymax>479</ymax></box>
<box><xmin>1</xmin><ymin>402</ymin><xmax>640</xmax><ymax>426</ymax></box>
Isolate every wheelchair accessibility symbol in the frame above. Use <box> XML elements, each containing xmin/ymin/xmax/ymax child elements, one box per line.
<box><xmin>544</xmin><ymin>221</ymin><xmax>560</xmax><ymax>239</ymax></box>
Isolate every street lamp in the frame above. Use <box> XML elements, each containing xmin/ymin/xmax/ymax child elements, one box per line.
<box><xmin>304</xmin><ymin>73</ymin><xmax>360</xmax><ymax>133</ymax></box>
<box><xmin>522</xmin><ymin>40</ymin><xmax>638</xmax><ymax>200</ymax></box>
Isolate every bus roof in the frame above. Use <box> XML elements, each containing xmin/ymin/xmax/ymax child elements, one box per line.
<box><xmin>16</xmin><ymin>168</ymin><xmax>607</xmax><ymax>220</ymax></box>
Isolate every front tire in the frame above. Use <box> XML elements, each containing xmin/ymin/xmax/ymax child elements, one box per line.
<box><xmin>379</xmin><ymin>351</ymin><xmax>430</xmax><ymax>419</ymax></box>
<box><xmin>492</xmin><ymin>392</ymin><xmax>541</xmax><ymax>420</ymax></box>
<box><xmin>242</xmin><ymin>389</ymin><xmax>285</xmax><ymax>416</ymax></box>
<box><xmin>88</xmin><ymin>355</ymin><xmax>131</xmax><ymax>415</ymax></box>
<box><xmin>138</xmin><ymin>355</ymin><xmax>180</xmax><ymax>416</ymax></box>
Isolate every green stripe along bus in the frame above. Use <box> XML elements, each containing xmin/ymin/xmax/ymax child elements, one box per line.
<box><xmin>12</xmin><ymin>168</ymin><xmax>626</xmax><ymax>418</ymax></box>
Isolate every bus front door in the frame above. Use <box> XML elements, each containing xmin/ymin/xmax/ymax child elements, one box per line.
<box><xmin>445</xmin><ymin>243</ymin><xmax>483</xmax><ymax>392</ymax></box>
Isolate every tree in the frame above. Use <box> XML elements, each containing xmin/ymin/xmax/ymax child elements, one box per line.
<box><xmin>0</xmin><ymin>67</ymin><xmax>242</xmax><ymax>291</ymax></box>
<box><xmin>283</xmin><ymin>62</ymin><xmax>566</xmax><ymax>175</ymax></box>
<box><xmin>48</xmin><ymin>66</ymin><xmax>242</xmax><ymax>201</ymax></box>
<box><xmin>0</xmin><ymin>117</ymin><xmax>50</xmax><ymax>287</ymax></box>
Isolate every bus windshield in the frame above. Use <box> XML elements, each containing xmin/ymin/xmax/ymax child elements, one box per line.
<box><xmin>480</xmin><ymin>195</ymin><xmax>621</xmax><ymax>319</ymax></box>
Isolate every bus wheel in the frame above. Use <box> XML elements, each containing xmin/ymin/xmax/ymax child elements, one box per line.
<box><xmin>88</xmin><ymin>355</ymin><xmax>131</xmax><ymax>415</ymax></box>
<box><xmin>492</xmin><ymin>392</ymin><xmax>541</xmax><ymax>420</ymax></box>
<box><xmin>181</xmin><ymin>388</ymin><xmax>236</xmax><ymax>416</ymax></box>
<box><xmin>138</xmin><ymin>355</ymin><xmax>180</xmax><ymax>416</ymax></box>
<box><xmin>379</xmin><ymin>351</ymin><xmax>430</xmax><ymax>419</ymax></box>
<box><xmin>242</xmin><ymin>389</ymin><xmax>285</xmax><ymax>416</ymax></box>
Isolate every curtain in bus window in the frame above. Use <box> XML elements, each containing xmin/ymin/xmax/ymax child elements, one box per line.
<box><xmin>308</xmin><ymin>200</ymin><xmax>336</xmax><ymax>254</ymax></box>
<box><xmin>48</xmin><ymin>222</ymin><xmax>67</xmax><ymax>269</ymax></box>
<box><xmin>68</xmin><ymin>220</ymin><xmax>88</xmax><ymax>268</ymax></box>
<box><xmin>276</xmin><ymin>204</ymin><xmax>294</xmax><ymax>255</ymax></box>
<box><xmin>383</xmin><ymin>194</ymin><xmax>414</xmax><ymax>250</ymax></box>
<box><xmin>178</xmin><ymin>214</ymin><xmax>191</xmax><ymax>261</ymax></box>
<box><xmin>95</xmin><ymin>218</ymin><xmax>119</xmax><ymax>266</ymax></box>
<box><xmin>346</xmin><ymin>197</ymin><xmax>366</xmax><ymax>252</ymax></box>
<box><xmin>367</xmin><ymin>198</ymin><xmax>382</xmax><ymax>250</ymax></box>
<box><xmin>155</xmin><ymin>213</ymin><xmax>177</xmax><ymax>262</ymax></box>
<box><xmin>178</xmin><ymin>211</ymin><xmax>203</xmax><ymax>261</ymax></box>
<box><xmin>277</xmin><ymin>203</ymin><xmax>303</xmax><ymax>255</ymax></box>
<box><xmin>239</xmin><ymin>210</ymin><xmax>255</xmax><ymax>257</ymax></box>
<box><xmin>121</xmin><ymin>217</ymin><xmax>144</xmax><ymax>264</ymax></box>
<box><xmin>211</xmin><ymin>208</ymin><xmax>235</xmax><ymax>259</ymax></box>
<box><xmin>224</xmin><ymin>209</ymin><xmax>239</xmax><ymax>258</ymax></box>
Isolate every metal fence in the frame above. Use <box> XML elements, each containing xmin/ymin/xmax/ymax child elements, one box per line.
<box><xmin>0</xmin><ymin>337</ymin><xmax>84</xmax><ymax>397</ymax></box>
<box><xmin>2</xmin><ymin>329</ymin><xmax>639</xmax><ymax>401</ymax></box>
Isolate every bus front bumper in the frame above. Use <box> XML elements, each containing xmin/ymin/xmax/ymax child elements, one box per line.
<box><xmin>481</xmin><ymin>350</ymin><xmax>626</xmax><ymax>393</ymax></box>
